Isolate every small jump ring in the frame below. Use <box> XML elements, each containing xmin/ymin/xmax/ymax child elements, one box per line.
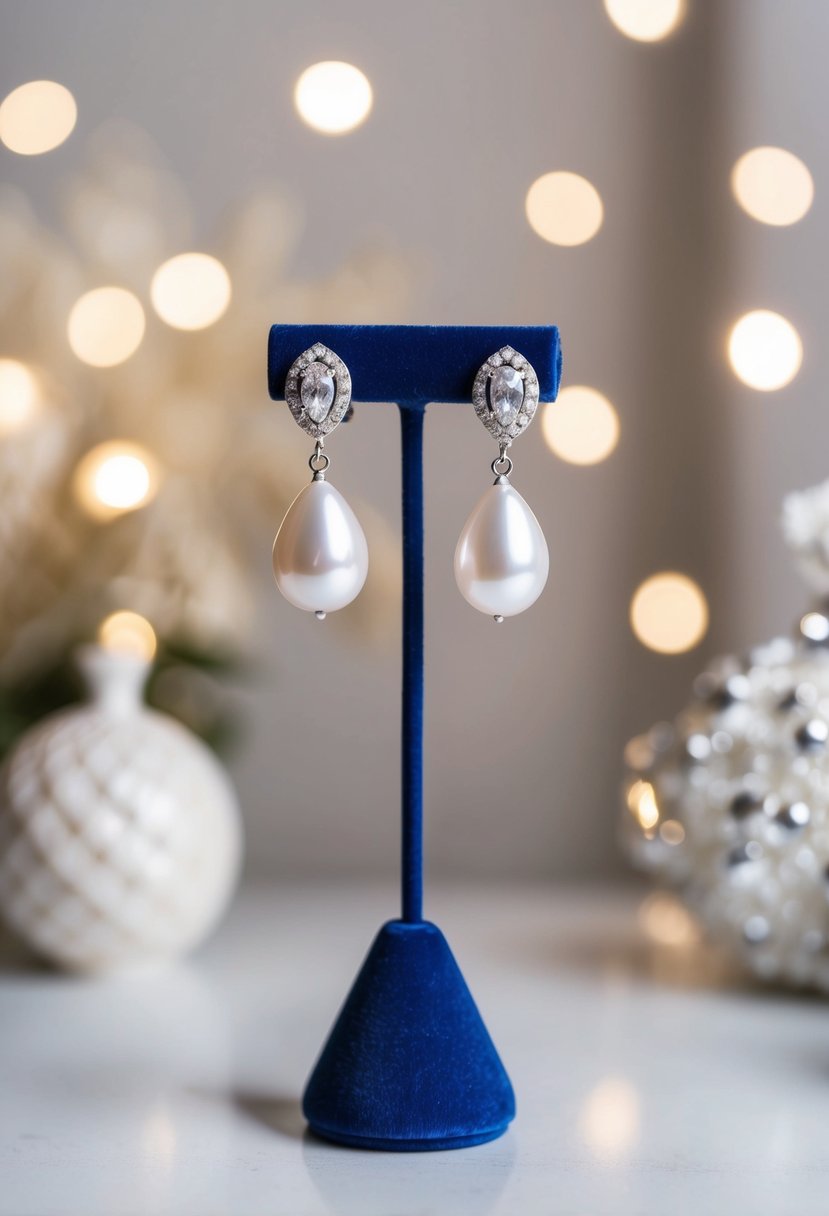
<box><xmin>491</xmin><ymin>453</ymin><xmax>513</xmax><ymax>478</ymax></box>
<box><xmin>309</xmin><ymin>444</ymin><xmax>330</xmax><ymax>474</ymax></box>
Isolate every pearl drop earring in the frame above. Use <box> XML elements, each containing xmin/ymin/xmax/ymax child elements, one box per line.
<box><xmin>454</xmin><ymin>347</ymin><xmax>549</xmax><ymax>622</ymax></box>
<box><xmin>272</xmin><ymin>344</ymin><xmax>368</xmax><ymax>620</ymax></box>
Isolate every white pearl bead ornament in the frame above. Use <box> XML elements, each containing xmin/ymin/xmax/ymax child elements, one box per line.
<box><xmin>454</xmin><ymin>477</ymin><xmax>549</xmax><ymax>619</ymax></box>
<box><xmin>272</xmin><ymin>477</ymin><xmax>369</xmax><ymax>616</ymax></box>
<box><xmin>0</xmin><ymin>646</ymin><xmax>242</xmax><ymax>972</ymax></box>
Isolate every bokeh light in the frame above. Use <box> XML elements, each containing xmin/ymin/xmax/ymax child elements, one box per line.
<box><xmin>542</xmin><ymin>385</ymin><xmax>619</xmax><ymax>465</ymax></box>
<box><xmin>98</xmin><ymin>610</ymin><xmax>157</xmax><ymax>661</ymax></box>
<box><xmin>151</xmin><ymin>253</ymin><xmax>231</xmax><ymax>330</ymax></box>
<box><xmin>525</xmin><ymin>171</ymin><xmax>603</xmax><ymax>246</ymax></box>
<box><xmin>659</xmin><ymin>819</ymin><xmax>685</xmax><ymax>845</ymax></box>
<box><xmin>728</xmin><ymin>309</ymin><xmax>802</xmax><ymax>391</ymax></box>
<box><xmin>731</xmin><ymin>146</ymin><xmax>814</xmax><ymax>227</ymax></box>
<box><xmin>630</xmin><ymin>572</ymin><xmax>709</xmax><ymax>654</ymax></box>
<box><xmin>626</xmin><ymin>779</ymin><xmax>659</xmax><ymax>832</ymax></box>
<box><xmin>801</xmin><ymin>611</ymin><xmax>829</xmax><ymax>644</ymax></box>
<box><xmin>0</xmin><ymin>80</ymin><xmax>77</xmax><ymax>155</ymax></box>
<box><xmin>604</xmin><ymin>0</ymin><xmax>685</xmax><ymax>42</ymax></box>
<box><xmin>294</xmin><ymin>61</ymin><xmax>373</xmax><ymax>135</ymax></box>
<box><xmin>638</xmin><ymin>891</ymin><xmax>699</xmax><ymax>946</ymax></box>
<box><xmin>0</xmin><ymin>359</ymin><xmax>40</xmax><ymax>433</ymax></box>
<box><xmin>73</xmin><ymin>441</ymin><xmax>159</xmax><ymax>519</ymax></box>
<box><xmin>67</xmin><ymin>287</ymin><xmax>146</xmax><ymax>367</ymax></box>
<box><xmin>579</xmin><ymin>1076</ymin><xmax>640</xmax><ymax>1160</ymax></box>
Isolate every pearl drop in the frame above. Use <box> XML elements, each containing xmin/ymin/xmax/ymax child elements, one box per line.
<box><xmin>273</xmin><ymin>480</ymin><xmax>368</xmax><ymax>614</ymax></box>
<box><xmin>454</xmin><ymin>481</ymin><xmax>548</xmax><ymax>618</ymax></box>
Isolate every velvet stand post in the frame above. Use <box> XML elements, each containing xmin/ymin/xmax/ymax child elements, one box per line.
<box><xmin>268</xmin><ymin>324</ymin><xmax>562</xmax><ymax>1151</ymax></box>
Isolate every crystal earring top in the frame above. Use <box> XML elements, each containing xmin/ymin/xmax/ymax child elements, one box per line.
<box><xmin>472</xmin><ymin>347</ymin><xmax>539</xmax><ymax>445</ymax></box>
<box><xmin>285</xmin><ymin>343</ymin><xmax>352</xmax><ymax>440</ymax></box>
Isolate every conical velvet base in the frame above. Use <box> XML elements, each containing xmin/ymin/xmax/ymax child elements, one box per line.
<box><xmin>302</xmin><ymin>920</ymin><xmax>515</xmax><ymax>1151</ymax></box>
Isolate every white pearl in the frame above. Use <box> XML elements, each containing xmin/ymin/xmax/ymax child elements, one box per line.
<box><xmin>273</xmin><ymin>479</ymin><xmax>368</xmax><ymax>614</ymax></box>
<box><xmin>454</xmin><ymin>481</ymin><xmax>549</xmax><ymax>618</ymax></box>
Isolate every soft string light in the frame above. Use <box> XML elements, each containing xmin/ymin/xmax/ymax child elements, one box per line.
<box><xmin>604</xmin><ymin>0</ymin><xmax>685</xmax><ymax>42</ymax></box>
<box><xmin>72</xmin><ymin>441</ymin><xmax>159</xmax><ymax>520</ymax></box>
<box><xmin>98</xmin><ymin>611</ymin><xmax>157</xmax><ymax>661</ymax></box>
<box><xmin>151</xmin><ymin>253</ymin><xmax>231</xmax><ymax>330</ymax></box>
<box><xmin>0</xmin><ymin>359</ymin><xmax>40</xmax><ymax>433</ymax></box>
<box><xmin>728</xmin><ymin>310</ymin><xmax>802</xmax><ymax>391</ymax></box>
<box><xmin>630</xmin><ymin>572</ymin><xmax>709</xmax><ymax>654</ymax></box>
<box><xmin>543</xmin><ymin>386</ymin><xmax>619</xmax><ymax>465</ymax></box>
<box><xmin>731</xmin><ymin>146</ymin><xmax>814</xmax><ymax>227</ymax></box>
<box><xmin>68</xmin><ymin>287</ymin><xmax>146</xmax><ymax>368</ymax></box>
<box><xmin>0</xmin><ymin>80</ymin><xmax>77</xmax><ymax>155</ymax></box>
<box><xmin>525</xmin><ymin>172</ymin><xmax>603</xmax><ymax>247</ymax></box>
<box><xmin>626</xmin><ymin>779</ymin><xmax>659</xmax><ymax>831</ymax></box>
<box><xmin>294</xmin><ymin>61</ymin><xmax>373</xmax><ymax>135</ymax></box>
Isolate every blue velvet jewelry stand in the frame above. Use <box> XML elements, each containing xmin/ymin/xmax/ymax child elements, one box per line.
<box><xmin>268</xmin><ymin>324</ymin><xmax>562</xmax><ymax>1151</ymax></box>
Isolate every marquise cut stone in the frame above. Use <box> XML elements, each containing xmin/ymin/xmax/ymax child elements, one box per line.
<box><xmin>489</xmin><ymin>365</ymin><xmax>524</xmax><ymax>426</ymax></box>
<box><xmin>301</xmin><ymin>362</ymin><xmax>336</xmax><ymax>423</ymax></box>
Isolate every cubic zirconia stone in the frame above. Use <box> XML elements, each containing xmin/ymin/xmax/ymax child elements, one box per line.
<box><xmin>301</xmin><ymin>362</ymin><xmax>335</xmax><ymax>423</ymax></box>
<box><xmin>489</xmin><ymin>365</ymin><xmax>524</xmax><ymax>425</ymax></box>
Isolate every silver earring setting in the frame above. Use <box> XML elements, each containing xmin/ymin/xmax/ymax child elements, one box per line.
<box><xmin>272</xmin><ymin>344</ymin><xmax>369</xmax><ymax>619</ymax></box>
<box><xmin>454</xmin><ymin>347</ymin><xmax>549</xmax><ymax>621</ymax></box>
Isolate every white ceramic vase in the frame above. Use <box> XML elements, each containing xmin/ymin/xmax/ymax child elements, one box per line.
<box><xmin>0</xmin><ymin>645</ymin><xmax>242</xmax><ymax>972</ymax></box>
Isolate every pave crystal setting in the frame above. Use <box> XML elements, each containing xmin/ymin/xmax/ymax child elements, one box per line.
<box><xmin>285</xmin><ymin>344</ymin><xmax>352</xmax><ymax>439</ymax></box>
<box><xmin>472</xmin><ymin>347</ymin><xmax>539</xmax><ymax>444</ymax></box>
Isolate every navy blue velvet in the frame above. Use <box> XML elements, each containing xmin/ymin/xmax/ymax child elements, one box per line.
<box><xmin>399</xmin><ymin>403</ymin><xmax>425</xmax><ymax>924</ymax></box>
<box><xmin>269</xmin><ymin>324</ymin><xmax>560</xmax><ymax>1151</ymax></box>
<box><xmin>303</xmin><ymin>921</ymin><xmax>516</xmax><ymax>1151</ymax></box>
<box><xmin>267</xmin><ymin>324</ymin><xmax>561</xmax><ymax>404</ymax></box>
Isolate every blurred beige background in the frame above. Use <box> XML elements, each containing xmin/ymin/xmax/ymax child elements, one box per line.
<box><xmin>2</xmin><ymin>0</ymin><xmax>825</xmax><ymax>882</ymax></box>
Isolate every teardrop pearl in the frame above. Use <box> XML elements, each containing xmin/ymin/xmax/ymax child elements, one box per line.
<box><xmin>454</xmin><ymin>481</ymin><xmax>549</xmax><ymax>618</ymax></box>
<box><xmin>273</xmin><ymin>480</ymin><xmax>369</xmax><ymax>614</ymax></box>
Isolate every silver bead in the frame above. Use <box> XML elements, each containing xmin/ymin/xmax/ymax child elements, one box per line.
<box><xmin>774</xmin><ymin>801</ymin><xmax>811</xmax><ymax>830</ymax></box>
<box><xmin>730</xmin><ymin>791</ymin><xmax>763</xmax><ymax>820</ymax></box>
<box><xmin>795</xmin><ymin>719</ymin><xmax>829</xmax><ymax>750</ymax></box>
<box><xmin>743</xmin><ymin>915</ymin><xmax>771</xmax><ymax>945</ymax></box>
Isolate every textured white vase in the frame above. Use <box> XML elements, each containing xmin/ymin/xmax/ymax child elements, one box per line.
<box><xmin>0</xmin><ymin>645</ymin><xmax>243</xmax><ymax>972</ymax></box>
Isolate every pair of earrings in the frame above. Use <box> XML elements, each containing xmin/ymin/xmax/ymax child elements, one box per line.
<box><xmin>272</xmin><ymin>343</ymin><xmax>549</xmax><ymax>622</ymax></box>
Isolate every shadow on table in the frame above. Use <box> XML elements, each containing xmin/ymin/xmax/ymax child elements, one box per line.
<box><xmin>230</xmin><ymin>1089</ymin><xmax>306</xmax><ymax>1140</ymax></box>
<box><xmin>0</xmin><ymin>924</ymin><xmax>48</xmax><ymax>976</ymax></box>
<box><xmin>213</xmin><ymin>1086</ymin><xmax>516</xmax><ymax>1215</ymax></box>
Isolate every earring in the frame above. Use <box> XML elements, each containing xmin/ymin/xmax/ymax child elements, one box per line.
<box><xmin>272</xmin><ymin>344</ymin><xmax>368</xmax><ymax>620</ymax></box>
<box><xmin>454</xmin><ymin>347</ymin><xmax>549</xmax><ymax>622</ymax></box>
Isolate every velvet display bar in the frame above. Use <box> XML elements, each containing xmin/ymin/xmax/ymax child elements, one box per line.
<box><xmin>268</xmin><ymin>323</ymin><xmax>562</xmax><ymax>404</ymax></box>
<box><xmin>268</xmin><ymin>323</ymin><xmax>561</xmax><ymax>1151</ymax></box>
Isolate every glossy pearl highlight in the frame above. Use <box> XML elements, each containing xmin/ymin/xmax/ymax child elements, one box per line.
<box><xmin>273</xmin><ymin>479</ymin><xmax>368</xmax><ymax>614</ymax></box>
<box><xmin>454</xmin><ymin>481</ymin><xmax>549</xmax><ymax>618</ymax></box>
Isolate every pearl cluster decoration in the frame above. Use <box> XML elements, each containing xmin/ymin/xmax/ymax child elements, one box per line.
<box><xmin>0</xmin><ymin>646</ymin><xmax>242</xmax><ymax>972</ymax></box>
<box><xmin>782</xmin><ymin>478</ymin><xmax>829</xmax><ymax>596</ymax></box>
<box><xmin>623</xmin><ymin>479</ymin><xmax>829</xmax><ymax>991</ymax></box>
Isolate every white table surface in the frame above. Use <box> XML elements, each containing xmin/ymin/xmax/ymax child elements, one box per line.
<box><xmin>2</xmin><ymin>881</ymin><xmax>829</xmax><ymax>1216</ymax></box>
